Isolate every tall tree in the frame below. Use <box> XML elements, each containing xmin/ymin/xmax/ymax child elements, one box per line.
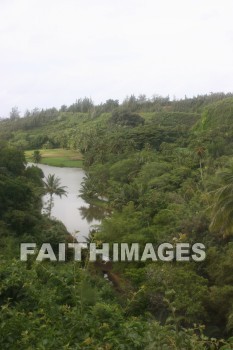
<box><xmin>43</xmin><ymin>174</ymin><xmax>67</xmax><ymax>217</ymax></box>
<box><xmin>9</xmin><ymin>106</ymin><xmax>20</xmax><ymax>120</ymax></box>
<box><xmin>32</xmin><ymin>150</ymin><xmax>42</xmax><ymax>163</ymax></box>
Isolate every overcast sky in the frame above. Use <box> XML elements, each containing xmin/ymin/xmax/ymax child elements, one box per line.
<box><xmin>0</xmin><ymin>0</ymin><xmax>232</xmax><ymax>117</ymax></box>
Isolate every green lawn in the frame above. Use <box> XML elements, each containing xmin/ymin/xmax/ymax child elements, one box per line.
<box><xmin>25</xmin><ymin>148</ymin><xmax>83</xmax><ymax>168</ymax></box>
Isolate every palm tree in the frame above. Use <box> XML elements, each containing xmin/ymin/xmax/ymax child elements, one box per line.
<box><xmin>32</xmin><ymin>150</ymin><xmax>42</xmax><ymax>163</ymax></box>
<box><xmin>210</xmin><ymin>165</ymin><xmax>233</xmax><ymax>237</ymax></box>
<box><xmin>43</xmin><ymin>174</ymin><xmax>67</xmax><ymax>217</ymax></box>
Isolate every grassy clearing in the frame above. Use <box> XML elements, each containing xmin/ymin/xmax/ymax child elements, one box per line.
<box><xmin>25</xmin><ymin>148</ymin><xmax>83</xmax><ymax>168</ymax></box>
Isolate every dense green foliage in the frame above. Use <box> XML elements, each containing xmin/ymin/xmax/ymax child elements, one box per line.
<box><xmin>1</xmin><ymin>93</ymin><xmax>233</xmax><ymax>348</ymax></box>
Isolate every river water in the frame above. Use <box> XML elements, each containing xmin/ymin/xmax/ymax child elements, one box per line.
<box><xmin>28</xmin><ymin>163</ymin><xmax>101</xmax><ymax>242</ymax></box>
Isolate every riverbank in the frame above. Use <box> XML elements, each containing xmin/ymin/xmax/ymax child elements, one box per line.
<box><xmin>25</xmin><ymin>148</ymin><xmax>83</xmax><ymax>168</ymax></box>
<box><xmin>28</xmin><ymin>162</ymin><xmax>99</xmax><ymax>240</ymax></box>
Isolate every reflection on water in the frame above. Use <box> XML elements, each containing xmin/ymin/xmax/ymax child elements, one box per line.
<box><xmin>28</xmin><ymin>163</ymin><xmax>102</xmax><ymax>241</ymax></box>
<box><xmin>79</xmin><ymin>205</ymin><xmax>108</xmax><ymax>223</ymax></box>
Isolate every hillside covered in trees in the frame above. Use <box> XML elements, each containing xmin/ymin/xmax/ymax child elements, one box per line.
<box><xmin>1</xmin><ymin>93</ymin><xmax>233</xmax><ymax>349</ymax></box>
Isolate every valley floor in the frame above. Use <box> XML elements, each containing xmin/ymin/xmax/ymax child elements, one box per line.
<box><xmin>25</xmin><ymin>148</ymin><xmax>83</xmax><ymax>167</ymax></box>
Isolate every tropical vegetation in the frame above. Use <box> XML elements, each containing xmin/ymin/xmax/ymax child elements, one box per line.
<box><xmin>1</xmin><ymin>93</ymin><xmax>233</xmax><ymax>349</ymax></box>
